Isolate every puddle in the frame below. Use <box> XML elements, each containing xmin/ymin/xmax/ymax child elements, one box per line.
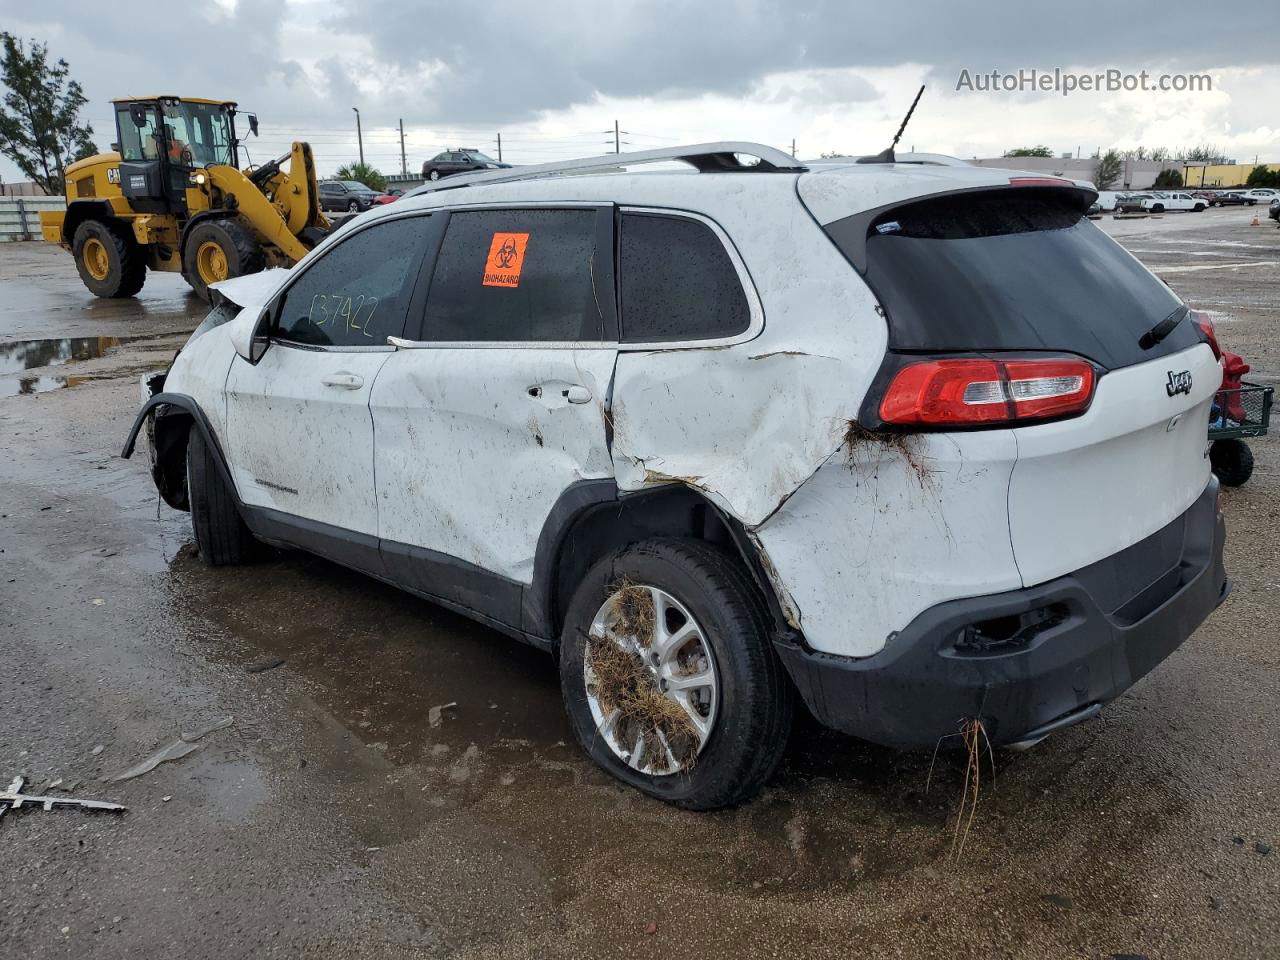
<box><xmin>0</xmin><ymin>373</ymin><xmax>76</xmax><ymax>397</ymax></box>
<box><xmin>0</xmin><ymin>334</ymin><xmax>173</xmax><ymax>398</ymax></box>
<box><xmin>0</xmin><ymin>335</ymin><xmax>122</xmax><ymax>376</ymax></box>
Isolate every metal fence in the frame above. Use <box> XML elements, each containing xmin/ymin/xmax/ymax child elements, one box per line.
<box><xmin>0</xmin><ymin>197</ymin><xmax>65</xmax><ymax>242</ymax></box>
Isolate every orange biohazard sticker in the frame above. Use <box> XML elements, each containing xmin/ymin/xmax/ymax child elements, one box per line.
<box><xmin>482</xmin><ymin>232</ymin><xmax>530</xmax><ymax>288</ymax></box>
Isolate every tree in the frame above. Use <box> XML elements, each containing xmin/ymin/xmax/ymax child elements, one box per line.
<box><xmin>335</xmin><ymin>161</ymin><xmax>386</xmax><ymax>191</ymax></box>
<box><xmin>1093</xmin><ymin>149</ymin><xmax>1123</xmax><ymax>190</ymax></box>
<box><xmin>0</xmin><ymin>34</ymin><xmax>96</xmax><ymax>195</ymax></box>
<box><xmin>1007</xmin><ymin>145</ymin><xmax>1053</xmax><ymax>157</ymax></box>
<box><xmin>1245</xmin><ymin>165</ymin><xmax>1280</xmax><ymax>188</ymax></box>
<box><xmin>1183</xmin><ymin>144</ymin><xmax>1228</xmax><ymax>164</ymax></box>
<box><xmin>1153</xmin><ymin>168</ymin><xmax>1183</xmax><ymax>188</ymax></box>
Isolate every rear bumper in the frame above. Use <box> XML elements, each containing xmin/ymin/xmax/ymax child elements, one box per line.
<box><xmin>775</xmin><ymin>477</ymin><xmax>1229</xmax><ymax>749</ymax></box>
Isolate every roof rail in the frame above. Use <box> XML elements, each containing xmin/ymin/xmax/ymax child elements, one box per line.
<box><xmin>405</xmin><ymin>141</ymin><xmax>806</xmax><ymax>197</ymax></box>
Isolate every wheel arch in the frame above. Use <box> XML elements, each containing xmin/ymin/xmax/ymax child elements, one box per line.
<box><xmin>525</xmin><ymin>481</ymin><xmax>795</xmax><ymax>648</ymax></box>
<box><xmin>121</xmin><ymin>392</ymin><xmax>240</xmax><ymax>513</ymax></box>
<box><xmin>63</xmin><ymin>200</ymin><xmax>126</xmax><ymax>244</ymax></box>
<box><xmin>179</xmin><ymin>210</ymin><xmax>240</xmax><ymax>259</ymax></box>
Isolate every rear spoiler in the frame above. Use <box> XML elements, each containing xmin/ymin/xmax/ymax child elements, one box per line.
<box><xmin>820</xmin><ymin>182</ymin><xmax>1098</xmax><ymax>274</ymax></box>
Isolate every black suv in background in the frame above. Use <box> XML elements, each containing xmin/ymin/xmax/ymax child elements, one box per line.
<box><xmin>421</xmin><ymin>149</ymin><xmax>511</xmax><ymax>181</ymax></box>
<box><xmin>318</xmin><ymin>180</ymin><xmax>382</xmax><ymax>213</ymax></box>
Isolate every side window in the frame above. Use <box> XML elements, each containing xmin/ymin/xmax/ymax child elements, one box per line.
<box><xmin>618</xmin><ymin>213</ymin><xmax>750</xmax><ymax>342</ymax></box>
<box><xmin>274</xmin><ymin>216</ymin><xmax>433</xmax><ymax>348</ymax></box>
<box><xmin>116</xmin><ymin>106</ymin><xmax>159</xmax><ymax>162</ymax></box>
<box><xmin>423</xmin><ymin>209</ymin><xmax>603</xmax><ymax>342</ymax></box>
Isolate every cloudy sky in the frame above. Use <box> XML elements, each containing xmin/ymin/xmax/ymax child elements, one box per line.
<box><xmin>2</xmin><ymin>0</ymin><xmax>1278</xmax><ymax>183</ymax></box>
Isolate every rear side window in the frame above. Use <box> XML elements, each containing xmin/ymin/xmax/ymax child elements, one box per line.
<box><xmin>833</xmin><ymin>190</ymin><xmax>1198</xmax><ymax>369</ymax></box>
<box><xmin>618</xmin><ymin>213</ymin><xmax>749</xmax><ymax>342</ymax></box>
<box><xmin>275</xmin><ymin>216</ymin><xmax>432</xmax><ymax>347</ymax></box>
<box><xmin>423</xmin><ymin>209</ymin><xmax>604</xmax><ymax>342</ymax></box>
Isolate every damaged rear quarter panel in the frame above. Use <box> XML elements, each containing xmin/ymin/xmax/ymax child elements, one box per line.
<box><xmin>753</xmin><ymin>431</ymin><xmax>1021</xmax><ymax>658</ymax></box>
<box><xmin>610</xmin><ymin>199</ymin><xmax>887</xmax><ymax>528</ymax></box>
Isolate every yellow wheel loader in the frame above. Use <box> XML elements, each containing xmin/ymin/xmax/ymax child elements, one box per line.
<box><xmin>40</xmin><ymin>96</ymin><xmax>331</xmax><ymax>301</ymax></box>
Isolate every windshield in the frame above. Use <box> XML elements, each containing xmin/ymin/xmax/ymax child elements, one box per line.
<box><xmin>467</xmin><ymin>152</ymin><xmax>496</xmax><ymax>163</ymax></box>
<box><xmin>340</xmin><ymin>181</ymin><xmax>377</xmax><ymax>193</ymax></box>
<box><xmin>158</xmin><ymin>100</ymin><xmax>235</xmax><ymax>167</ymax></box>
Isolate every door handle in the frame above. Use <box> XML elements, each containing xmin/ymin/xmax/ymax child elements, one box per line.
<box><xmin>527</xmin><ymin>383</ymin><xmax>593</xmax><ymax>405</ymax></box>
<box><xmin>321</xmin><ymin>373</ymin><xmax>364</xmax><ymax>390</ymax></box>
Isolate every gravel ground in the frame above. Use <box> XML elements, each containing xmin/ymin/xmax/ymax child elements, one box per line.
<box><xmin>1</xmin><ymin>209</ymin><xmax>1276</xmax><ymax>959</ymax></box>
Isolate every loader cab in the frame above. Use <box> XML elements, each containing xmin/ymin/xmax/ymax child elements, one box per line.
<box><xmin>112</xmin><ymin>96</ymin><xmax>240</xmax><ymax>215</ymax></box>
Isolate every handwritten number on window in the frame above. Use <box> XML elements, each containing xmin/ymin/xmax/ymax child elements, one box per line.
<box><xmin>308</xmin><ymin>292</ymin><xmax>379</xmax><ymax>337</ymax></box>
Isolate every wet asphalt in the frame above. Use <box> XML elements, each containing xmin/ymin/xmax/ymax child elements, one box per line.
<box><xmin>1</xmin><ymin>209</ymin><xmax>1277</xmax><ymax>959</ymax></box>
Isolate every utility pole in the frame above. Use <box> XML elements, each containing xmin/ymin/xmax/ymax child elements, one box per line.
<box><xmin>495</xmin><ymin>132</ymin><xmax>502</xmax><ymax>162</ymax></box>
<box><xmin>399</xmin><ymin>119</ymin><xmax>407</xmax><ymax>176</ymax></box>
<box><xmin>790</xmin><ymin>138</ymin><xmax>796</xmax><ymax>158</ymax></box>
<box><xmin>352</xmin><ymin>107</ymin><xmax>364</xmax><ymax>166</ymax></box>
<box><xmin>602</xmin><ymin>121</ymin><xmax>628</xmax><ymax>153</ymax></box>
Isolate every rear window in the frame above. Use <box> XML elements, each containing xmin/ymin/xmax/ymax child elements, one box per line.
<box><xmin>618</xmin><ymin>213</ymin><xmax>750</xmax><ymax>342</ymax></box>
<box><xmin>834</xmin><ymin>190</ymin><xmax>1198</xmax><ymax>369</ymax></box>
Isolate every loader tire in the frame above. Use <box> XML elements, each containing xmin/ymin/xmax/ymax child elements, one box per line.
<box><xmin>183</xmin><ymin>218</ymin><xmax>265</xmax><ymax>302</ymax></box>
<box><xmin>186</xmin><ymin>427</ymin><xmax>259</xmax><ymax>566</ymax></box>
<box><xmin>72</xmin><ymin>219</ymin><xmax>146</xmax><ymax>298</ymax></box>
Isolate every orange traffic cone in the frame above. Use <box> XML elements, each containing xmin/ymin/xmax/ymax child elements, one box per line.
<box><xmin>1251</xmin><ymin>214</ymin><xmax>1261</xmax><ymax>226</ymax></box>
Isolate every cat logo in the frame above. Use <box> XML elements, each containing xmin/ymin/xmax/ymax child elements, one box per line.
<box><xmin>106</xmin><ymin>167</ymin><xmax>120</xmax><ymax>185</ymax></box>
<box><xmin>483</xmin><ymin>232</ymin><xmax>529</xmax><ymax>288</ymax></box>
<box><xmin>1166</xmin><ymin>370</ymin><xmax>1193</xmax><ymax>397</ymax></box>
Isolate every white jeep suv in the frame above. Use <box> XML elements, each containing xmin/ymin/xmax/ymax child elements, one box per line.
<box><xmin>123</xmin><ymin>143</ymin><xmax>1229</xmax><ymax>809</ymax></box>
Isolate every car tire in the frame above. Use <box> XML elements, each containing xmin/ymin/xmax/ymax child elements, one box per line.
<box><xmin>429</xmin><ymin>170</ymin><xmax>440</xmax><ymax>181</ymax></box>
<box><xmin>182</xmin><ymin>218</ymin><xmax>265</xmax><ymax>302</ymax></box>
<box><xmin>347</xmin><ymin>200</ymin><xmax>359</xmax><ymax>212</ymax></box>
<box><xmin>1194</xmin><ymin>203</ymin><xmax>1205</xmax><ymax>212</ymax></box>
<box><xmin>1210</xmin><ymin>438</ymin><xmax>1254</xmax><ymax>487</ymax></box>
<box><xmin>1151</xmin><ymin>203</ymin><xmax>1165</xmax><ymax>213</ymax></box>
<box><xmin>558</xmin><ymin>538</ymin><xmax>793</xmax><ymax>810</ymax></box>
<box><xmin>72</xmin><ymin>219</ymin><xmax>146</xmax><ymax>298</ymax></box>
<box><xmin>187</xmin><ymin>427</ymin><xmax>260</xmax><ymax>565</ymax></box>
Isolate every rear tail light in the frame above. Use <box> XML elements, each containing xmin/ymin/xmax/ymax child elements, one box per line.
<box><xmin>880</xmin><ymin>356</ymin><xmax>1096</xmax><ymax>427</ymax></box>
<box><xmin>1190</xmin><ymin>309</ymin><xmax>1221</xmax><ymax>360</ymax></box>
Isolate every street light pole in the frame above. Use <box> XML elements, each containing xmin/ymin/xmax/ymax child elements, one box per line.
<box><xmin>352</xmin><ymin>107</ymin><xmax>364</xmax><ymax>166</ymax></box>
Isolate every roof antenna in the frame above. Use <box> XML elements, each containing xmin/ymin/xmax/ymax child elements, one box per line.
<box><xmin>859</xmin><ymin>84</ymin><xmax>925</xmax><ymax>164</ymax></box>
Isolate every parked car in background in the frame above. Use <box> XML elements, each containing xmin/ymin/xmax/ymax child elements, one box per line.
<box><xmin>1241</xmin><ymin>188</ymin><xmax>1279</xmax><ymax>203</ymax></box>
<box><xmin>421</xmin><ymin>149</ymin><xmax>511</xmax><ymax>181</ymax></box>
<box><xmin>1139</xmin><ymin>192</ymin><xmax>1207</xmax><ymax>213</ymax></box>
<box><xmin>1214</xmin><ymin>192</ymin><xmax>1257</xmax><ymax>206</ymax></box>
<box><xmin>123</xmin><ymin>144</ymin><xmax>1229</xmax><ymax>809</ymax></box>
<box><xmin>1269</xmin><ymin>198</ymin><xmax>1279</xmax><ymax>222</ymax></box>
<box><xmin>318</xmin><ymin>180</ymin><xmax>383</xmax><ymax>213</ymax></box>
<box><xmin>1095</xmin><ymin>191</ymin><xmax>1120</xmax><ymax>211</ymax></box>
<box><xmin>1117</xmin><ymin>193</ymin><xmax>1153</xmax><ymax>212</ymax></box>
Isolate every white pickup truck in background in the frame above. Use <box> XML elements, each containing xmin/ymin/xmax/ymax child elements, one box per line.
<box><xmin>1140</xmin><ymin>192</ymin><xmax>1207</xmax><ymax>212</ymax></box>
